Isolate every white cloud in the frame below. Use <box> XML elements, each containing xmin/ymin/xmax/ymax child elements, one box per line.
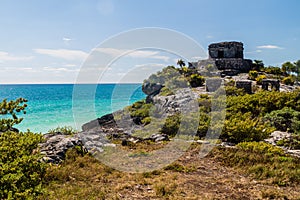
<box><xmin>63</xmin><ymin>37</ymin><xmax>74</xmax><ymax>45</ymax></box>
<box><xmin>206</xmin><ymin>35</ymin><xmax>214</xmax><ymax>39</ymax></box>
<box><xmin>43</xmin><ymin>66</ymin><xmax>79</xmax><ymax>72</ymax></box>
<box><xmin>34</xmin><ymin>48</ymin><xmax>88</xmax><ymax>61</ymax></box>
<box><xmin>245</xmin><ymin>50</ymin><xmax>263</xmax><ymax>54</ymax></box>
<box><xmin>95</xmin><ymin>48</ymin><xmax>170</xmax><ymax>62</ymax></box>
<box><xmin>63</xmin><ymin>37</ymin><xmax>72</xmax><ymax>42</ymax></box>
<box><xmin>257</xmin><ymin>45</ymin><xmax>283</xmax><ymax>49</ymax></box>
<box><xmin>135</xmin><ymin>63</ymin><xmax>166</xmax><ymax>68</ymax></box>
<box><xmin>191</xmin><ymin>56</ymin><xmax>207</xmax><ymax>60</ymax></box>
<box><xmin>63</xmin><ymin>64</ymin><xmax>77</xmax><ymax>67</ymax></box>
<box><xmin>0</xmin><ymin>51</ymin><xmax>34</xmax><ymax>61</ymax></box>
<box><xmin>0</xmin><ymin>66</ymin><xmax>37</xmax><ymax>73</ymax></box>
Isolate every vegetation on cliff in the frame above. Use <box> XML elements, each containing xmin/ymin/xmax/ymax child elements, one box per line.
<box><xmin>0</xmin><ymin>98</ymin><xmax>46</xmax><ymax>199</ymax></box>
<box><xmin>1</xmin><ymin>59</ymin><xmax>300</xmax><ymax>199</ymax></box>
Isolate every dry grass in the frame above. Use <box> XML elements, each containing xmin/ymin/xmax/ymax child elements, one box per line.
<box><xmin>40</xmin><ymin>143</ymin><xmax>300</xmax><ymax>200</ymax></box>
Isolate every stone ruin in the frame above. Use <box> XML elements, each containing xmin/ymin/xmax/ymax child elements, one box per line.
<box><xmin>206</xmin><ymin>78</ymin><xmax>222</xmax><ymax>92</ymax></box>
<box><xmin>191</xmin><ymin>41</ymin><xmax>253</xmax><ymax>76</ymax></box>
<box><xmin>262</xmin><ymin>79</ymin><xmax>280</xmax><ymax>91</ymax></box>
<box><xmin>236</xmin><ymin>80</ymin><xmax>252</xmax><ymax>94</ymax></box>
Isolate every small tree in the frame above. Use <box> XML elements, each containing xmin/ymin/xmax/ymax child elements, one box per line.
<box><xmin>0</xmin><ymin>98</ymin><xmax>46</xmax><ymax>199</ymax></box>
<box><xmin>282</xmin><ymin>61</ymin><xmax>296</xmax><ymax>75</ymax></box>
<box><xmin>176</xmin><ymin>59</ymin><xmax>185</xmax><ymax>69</ymax></box>
<box><xmin>253</xmin><ymin>60</ymin><xmax>264</xmax><ymax>71</ymax></box>
<box><xmin>0</xmin><ymin>98</ymin><xmax>28</xmax><ymax>132</ymax></box>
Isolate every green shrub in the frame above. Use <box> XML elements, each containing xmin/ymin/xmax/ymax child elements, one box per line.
<box><xmin>0</xmin><ymin>98</ymin><xmax>46</xmax><ymax>199</ymax></box>
<box><xmin>188</xmin><ymin>74</ymin><xmax>205</xmax><ymax>87</ymax></box>
<box><xmin>263</xmin><ymin>107</ymin><xmax>300</xmax><ymax>133</ymax></box>
<box><xmin>276</xmin><ymin>134</ymin><xmax>300</xmax><ymax>149</ymax></box>
<box><xmin>0</xmin><ymin>98</ymin><xmax>28</xmax><ymax>132</ymax></box>
<box><xmin>226</xmin><ymin>90</ymin><xmax>300</xmax><ymax>117</ymax></box>
<box><xmin>237</xmin><ymin>141</ymin><xmax>285</xmax><ymax>156</ymax></box>
<box><xmin>248</xmin><ymin>70</ymin><xmax>258</xmax><ymax>80</ymax></box>
<box><xmin>197</xmin><ymin>112</ymin><xmax>210</xmax><ymax>137</ymax></box>
<box><xmin>282</xmin><ymin>76</ymin><xmax>295</xmax><ymax>86</ymax></box>
<box><xmin>225</xmin><ymin>79</ymin><xmax>235</xmax><ymax>87</ymax></box>
<box><xmin>0</xmin><ymin>131</ymin><xmax>46</xmax><ymax>199</ymax></box>
<box><xmin>222</xmin><ymin>90</ymin><xmax>300</xmax><ymax>143</ymax></box>
<box><xmin>224</xmin><ymin>86</ymin><xmax>246</xmax><ymax>96</ymax></box>
<box><xmin>160</xmin><ymin>113</ymin><xmax>181</xmax><ymax>137</ymax></box>
<box><xmin>143</xmin><ymin>66</ymin><xmax>187</xmax><ymax>90</ymax></box>
<box><xmin>256</xmin><ymin>75</ymin><xmax>267</xmax><ymax>85</ymax></box>
<box><xmin>263</xmin><ymin>66</ymin><xmax>282</xmax><ymax>76</ymax></box>
<box><xmin>48</xmin><ymin>126</ymin><xmax>78</xmax><ymax>135</ymax></box>
<box><xmin>211</xmin><ymin>142</ymin><xmax>300</xmax><ymax>186</ymax></box>
<box><xmin>159</xmin><ymin>87</ymin><xmax>174</xmax><ymax>96</ymax></box>
<box><xmin>141</xmin><ymin>117</ymin><xmax>151</xmax><ymax>125</ymax></box>
<box><xmin>205</xmin><ymin>64</ymin><xmax>217</xmax><ymax>72</ymax></box>
<box><xmin>222</xmin><ymin>112</ymin><xmax>273</xmax><ymax>143</ymax></box>
<box><xmin>129</xmin><ymin>100</ymin><xmax>152</xmax><ymax>119</ymax></box>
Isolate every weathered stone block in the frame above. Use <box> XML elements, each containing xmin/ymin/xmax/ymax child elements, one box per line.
<box><xmin>206</xmin><ymin>78</ymin><xmax>222</xmax><ymax>92</ymax></box>
<box><xmin>236</xmin><ymin>80</ymin><xmax>252</xmax><ymax>94</ymax></box>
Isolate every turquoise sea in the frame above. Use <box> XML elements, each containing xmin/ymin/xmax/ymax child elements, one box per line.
<box><xmin>0</xmin><ymin>84</ymin><xmax>146</xmax><ymax>133</ymax></box>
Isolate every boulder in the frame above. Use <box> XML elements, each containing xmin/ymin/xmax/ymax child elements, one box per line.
<box><xmin>39</xmin><ymin>132</ymin><xmax>84</xmax><ymax>163</ymax></box>
<box><xmin>146</xmin><ymin>133</ymin><xmax>169</xmax><ymax>142</ymax></box>
<box><xmin>142</xmin><ymin>82</ymin><xmax>163</xmax><ymax>95</ymax></box>
<box><xmin>264</xmin><ymin>131</ymin><xmax>292</xmax><ymax>146</ymax></box>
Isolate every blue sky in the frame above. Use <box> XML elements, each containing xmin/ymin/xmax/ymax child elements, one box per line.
<box><xmin>0</xmin><ymin>0</ymin><xmax>300</xmax><ymax>83</ymax></box>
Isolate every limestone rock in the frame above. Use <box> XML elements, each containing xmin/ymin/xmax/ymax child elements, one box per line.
<box><xmin>264</xmin><ymin>131</ymin><xmax>292</xmax><ymax>146</ymax></box>
<box><xmin>39</xmin><ymin>132</ymin><xmax>84</xmax><ymax>163</ymax></box>
<box><xmin>142</xmin><ymin>82</ymin><xmax>163</xmax><ymax>95</ymax></box>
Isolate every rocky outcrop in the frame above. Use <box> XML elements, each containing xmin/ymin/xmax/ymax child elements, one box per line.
<box><xmin>264</xmin><ymin>131</ymin><xmax>292</xmax><ymax>146</ymax></box>
<box><xmin>142</xmin><ymin>82</ymin><xmax>163</xmax><ymax>95</ymax></box>
<box><xmin>264</xmin><ymin>131</ymin><xmax>300</xmax><ymax>158</ymax></box>
<box><xmin>82</xmin><ymin>113</ymin><xmax>116</xmax><ymax>131</ymax></box>
<box><xmin>152</xmin><ymin>88</ymin><xmax>198</xmax><ymax>115</ymax></box>
<box><xmin>39</xmin><ymin>132</ymin><xmax>84</xmax><ymax>163</ymax></box>
<box><xmin>142</xmin><ymin>82</ymin><xmax>163</xmax><ymax>103</ymax></box>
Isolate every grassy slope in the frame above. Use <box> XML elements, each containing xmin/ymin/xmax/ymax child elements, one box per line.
<box><xmin>40</xmin><ymin>142</ymin><xmax>300</xmax><ymax>200</ymax></box>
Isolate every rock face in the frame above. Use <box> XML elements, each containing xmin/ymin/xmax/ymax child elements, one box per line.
<box><xmin>264</xmin><ymin>131</ymin><xmax>292</xmax><ymax>146</ymax></box>
<box><xmin>142</xmin><ymin>82</ymin><xmax>163</xmax><ymax>103</ymax></box>
<box><xmin>142</xmin><ymin>82</ymin><xmax>163</xmax><ymax>95</ymax></box>
<box><xmin>39</xmin><ymin>133</ymin><xmax>84</xmax><ymax>163</ymax></box>
<box><xmin>205</xmin><ymin>78</ymin><xmax>222</xmax><ymax>92</ymax></box>
<box><xmin>82</xmin><ymin>113</ymin><xmax>116</xmax><ymax>131</ymax></box>
<box><xmin>152</xmin><ymin>88</ymin><xmax>198</xmax><ymax>115</ymax></box>
<box><xmin>264</xmin><ymin>131</ymin><xmax>300</xmax><ymax>158</ymax></box>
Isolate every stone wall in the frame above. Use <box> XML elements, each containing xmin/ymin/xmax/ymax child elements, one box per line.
<box><xmin>209</xmin><ymin>41</ymin><xmax>244</xmax><ymax>59</ymax></box>
<box><xmin>236</xmin><ymin>80</ymin><xmax>252</xmax><ymax>94</ymax></box>
<box><xmin>190</xmin><ymin>42</ymin><xmax>253</xmax><ymax>75</ymax></box>
<box><xmin>206</xmin><ymin>78</ymin><xmax>222</xmax><ymax>92</ymax></box>
<box><xmin>262</xmin><ymin>79</ymin><xmax>280</xmax><ymax>91</ymax></box>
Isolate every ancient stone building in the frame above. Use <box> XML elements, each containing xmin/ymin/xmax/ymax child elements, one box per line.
<box><xmin>236</xmin><ymin>80</ymin><xmax>252</xmax><ymax>94</ymax></box>
<box><xmin>262</xmin><ymin>79</ymin><xmax>280</xmax><ymax>91</ymax></box>
<box><xmin>191</xmin><ymin>41</ymin><xmax>253</xmax><ymax>76</ymax></box>
<box><xmin>209</xmin><ymin>42</ymin><xmax>244</xmax><ymax>59</ymax></box>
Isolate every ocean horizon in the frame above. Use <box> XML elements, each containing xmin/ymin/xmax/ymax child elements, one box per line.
<box><xmin>0</xmin><ymin>84</ymin><xmax>146</xmax><ymax>133</ymax></box>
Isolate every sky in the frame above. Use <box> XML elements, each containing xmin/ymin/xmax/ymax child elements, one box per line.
<box><xmin>0</xmin><ymin>0</ymin><xmax>300</xmax><ymax>84</ymax></box>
